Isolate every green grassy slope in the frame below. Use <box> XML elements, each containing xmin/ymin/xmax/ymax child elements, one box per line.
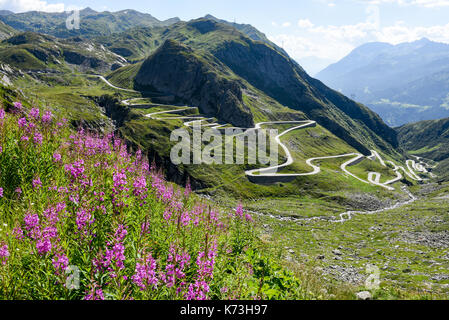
<box><xmin>397</xmin><ymin>117</ymin><xmax>449</xmax><ymax>180</ymax></box>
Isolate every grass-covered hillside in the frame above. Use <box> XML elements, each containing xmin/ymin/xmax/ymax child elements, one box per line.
<box><xmin>397</xmin><ymin>117</ymin><xmax>449</xmax><ymax>180</ymax></box>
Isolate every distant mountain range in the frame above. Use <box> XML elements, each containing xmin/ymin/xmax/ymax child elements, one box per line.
<box><xmin>316</xmin><ymin>38</ymin><xmax>449</xmax><ymax>127</ymax></box>
<box><xmin>0</xmin><ymin>7</ymin><xmax>180</xmax><ymax>38</ymax></box>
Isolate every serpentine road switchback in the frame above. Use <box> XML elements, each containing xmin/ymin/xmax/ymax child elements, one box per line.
<box><xmin>91</xmin><ymin>74</ymin><xmax>434</xmax><ymax>222</ymax></box>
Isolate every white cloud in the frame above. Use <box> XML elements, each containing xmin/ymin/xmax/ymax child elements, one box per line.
<box><xmin>269</xmin><ymin>15</ymin><xmax>449</xmax><ymax>68</ymax></box>
<box><xmin>298</xmin><ymin>19</ymin><xmax>314</xmax><ymax>28</ymax></box>
<box><xmin>281</xmin><ymin>22</ymin><xmax>292</xmax><ymax>27</ymax></box>
<box><xmin>342</xmin><ymin>0</ymin><xmax>449</xmax><ymax>7</ymax></box>
<box><xmin>0</xmin><ymin>0</ymin><xmax>66</xmax><ymax>13</ymax></box>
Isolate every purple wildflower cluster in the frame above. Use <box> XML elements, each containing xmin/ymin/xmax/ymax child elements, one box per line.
<box><xmin>0</xmin><ymin>243</ymin><xmax>9</xmax><ymax>265</ymax></box>
<box><xmin>0</xmin><ymin>103</ymin><xmax>255</xmax><ymax>300</ymax></box>
<box><xmin>98</xmin><ymin>224</ymin><xmax>128</xmax><ymax>277</ymax></box>
<box><xmin>132</xmin><ymin>253</ymin><xmax>158</xmax><ymax>290</ymax></box>
<box><xmin>235</xmin><ymin>203</ymin><xmax>253</xmax><ymax>222</ymax></box>
<box><xmin>186</xmin><ymin>242</ymin><xmax>218</xmax><ymax>300</ymax></box>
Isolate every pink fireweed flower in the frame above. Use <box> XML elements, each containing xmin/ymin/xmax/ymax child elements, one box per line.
<box><xmin>18</xmin><ymin>117</ymin><xmax>27</xmax><ymax>128</ymax></box>
<box><xmin>64</xmin><ymin>159</ymin><xmax>85</xmax><ymax>179</ymax></box>
<box><xmin>113</xmin><ymin>170</ymin><xmax>127</xmax><ymax>189</ymax></box>
<box><xmin>196</xmin><ymin>242</ymin><xmax>217</xmax><ymax>280</ymax></box>
<box><xmin>184</xmin><ymin>179</ymin><xmax>192</xmax><ymax>197</ymax></box>
<box><xmin>163</xmin><ymin>209</ymin><xmax>172</xmax><ymax>222</ymax></box>
<box><xmin>76</xmin><ymin>209</ymin><xmax>93</xmax><ymax>231</ymax></box>
<box><xmin>0</xmin><ymin>187</ymin><xmax>3</xmax><ymax>198</ymax></box>
<box><xmin>52</xmin><ymin>253</ymin><xmax>69</xmax><ymax>274</ymax></box>
<box><xmin>132</xmin><ymin>175</ymin><xmax>147</xmax><ymax>198</ymax></box>
<box><xmin>163</xmin><ymin>186</ymin><xmax>174</xmax><ymax>203</ymax></box>
<box><xmin>140</xmin><ymin>221</ymin><xmax>150</xmax><ymax>235</ymax></box>
<box><xmin>27</xmin><ymin>122</ymin><xmax>36</xmax><ymax>131</ymax></box>
<box><xmin>101</xmin><ymin>225</ymin><xmax>128</xmax><ymax>272</ymax></box>
<box><xmin>0</xmin><ymin>108</ymin><xmax>5</xmax><ymax>120</ymax></box>
<box><xmin>186</xmin><ymin>280</ymin><xmax>210</xmax><ymax>300</ymax></box>
<box><xmin>235</xmin><ymin>203</ymin><xmax>244</xmax><ymax>219</ymax></box>
<box><xmin>210</xmin><ymin>210</ymin><xmax>219</xmax><ymax>223</ymax></box>
<box><xmin>42</xmin><ymin>110</ymin><xmax>53</xmax><ymax>123</ymax></box>
<box><xmin>94</xmin><ymin>191</ymin><xmax>105</xmax><ymax>202</ymax></box>
<box><xmin>0</xmin><ymin>244</ymin><xmax>9</xmax><ymax>265</ymax></box>
<box><xmin>13</xmin><ymin>226</ymin><xmax>24</xmax><ymax>240</ymax></box>
<box><xmin>29</xmin><ymin>108</ymin><xmax>40</xmax><ymax>119</ymax></box>
<box><xmin>164</xmin><ymin>246</ymin><xmax>191</xmax><ymax>288</ymax></box>
<box><xmin>132</xmin><ymin>254</ymin><xmax>158</xmax><ymax>290</ymax></box>
<box><xmin>135</xmin><ymin>149</ymin><xmax>143</xmax><ymax>162</ymax></box>
<box><xmin>114</xmin><ymin>224</ymin><xmax>128</xmax><ymax>242</ymax></box>
<box><xmin>185</xmin><ymin>243</ymin><xmax>217</xmax><ymax>300</ymax></box>
<box><xmin>33</xmin><ymin>132</ymin><xmax>43</xmax><ymax>145</ymax></box>
<box><xmin>103</xmin><ymin>243</ymin><xmax>126</xmax><ymax>272</ymax></box>
<box><xmin>245</xmin><ymin>213</ymin><xmax>253</xmax><ymax>222</ymax></box>
<box><xmin>32</xmin><ymin>177</ymin><xmax>42</xmax><ymax>189</ymax></box>
<box><xmin>84</xmin><ymin>283</ymin><xmax>105</xmax><ymax>300</ymax></box>
<box><xmin>42</xmin><ymin>226</ymin><xmax>58</xmax><ymax>240</ymax></box>
<box><xmin>56</xmin><ymin>120</ymin><xmax>66</xmax><ymax>127</ymax></box>
<box><xmin>43</xmin><ymin>204</ymin><xmax>64</xmax><ymax>225</ymax></box>
<box><xmin>57</xmin><ymin>186</ymin><xmax>68</xmax><ymax>194</ymax></box>
<box><xmin>0</xmin><ymin>145</ymin><xmax>2</xmax><ymax>154</ymax></box>
<box><xmin>36</xmin><ymin>238</ymin><xmax>52</xmax><ymax>255</ymax></box>
<box><xmin>24</xmin><ymin>213</ymin><xmax>39</xmax><ymax>231</ymax></box>
<box><xmin>53</xmin><ymin>153</ymin><xmax>62</xmax><ymax>163</ymax></box>
<box><xmin>181</xmin><ymin>211</ymin><xmax>191</xmax><ymax>227</ymax></box>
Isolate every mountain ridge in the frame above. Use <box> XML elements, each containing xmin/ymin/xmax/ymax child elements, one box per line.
<box><xmin>317</xmin><ymin>38</ymin><xmax>449</xmax><ymax>126</ymax></box>
<box><xmin>0</xmin><ymin>8</ymin><xmax>181</xmax><ymax>38</ymax></box>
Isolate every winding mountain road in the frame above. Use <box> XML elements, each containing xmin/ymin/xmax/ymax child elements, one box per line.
<box><xmin>93</xmin><ymin>75</ymin><xmax>431</xmax><ymax>191</ymax></box>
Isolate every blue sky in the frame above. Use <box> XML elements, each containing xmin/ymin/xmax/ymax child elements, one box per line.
<box><xmin>2</xmin><ymin>0</ymin><xmax>449</xmax><ymax>74</ymax></box>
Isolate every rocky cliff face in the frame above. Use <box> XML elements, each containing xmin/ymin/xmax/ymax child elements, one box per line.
<box><xmin>134</xmin><ymin>39</ymin><xmax>254</xmax><ymax>128</ymax></box>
